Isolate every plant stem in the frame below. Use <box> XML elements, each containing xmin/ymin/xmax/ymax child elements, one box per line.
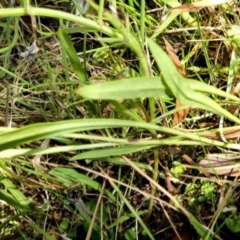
<box><xmin>140</xmin><ymin>0</ymin><xmax>145</xmax><ymax>44</ymax></box>
<box><xmin>0</xmin><ymin>6</ymin><xmax>150</xmax><ymax>76</ymax></box>
<box><xmin>103</xmin><ymin>11</ymin><xmax>149</xmax><ymax>76</ymax></box>
<box><xmin>0</xmin><ymin>7</ymin><xmax>123</xmax><ymax>38</ymax></box>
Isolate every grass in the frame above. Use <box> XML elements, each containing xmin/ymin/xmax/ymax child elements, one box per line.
<box><xmin>1</xmin><ymin>0</ymin><xmax>240</xmax><ymax>239</ymax></box>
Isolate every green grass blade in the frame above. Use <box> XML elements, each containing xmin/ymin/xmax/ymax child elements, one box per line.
<box><xmin>189</xmin><ymin>214</ymin><xmax>213</xmax><ymax>240</ymax></box>
<box><xmin>0</xmin><ymin>190</ymin><xmax>29</xmax><ymax>212</ymax></box>
<box><xmin>70</xmin><ymin>145</ymin><xmax>152</xmax><ymax>160</ymax></box>
<box><xmin>1</xmin><ymin>119</ymin><xmax>240</xmax><ymax>152</ymax></box>
<box><xmin>109</xmin><ymin>179</ymin><xmax>154</xmax><ymax>240</ymax></box>
<box><xmin>108</xmin><ymin>210</ymin><xmax>148</xmax><ymax>228</ymax></box>
<box><xmin>28</xmin><ymin>222</ymin><xmax>56</xmax><ymax>240</ymax></box>
<box><xmin>58</xmin><ymin>28</ymin><xmax>87</xmax><ymax>83</ymax></box>
<box><xmin>49</xmin><ymin>168</ymin><xmax>116</xmax><ymax>202</ymax></box>
<box><xmin>0</xmin><ymin>143</ymin><xmax>119</xmax><ymax>158</ymax></box>
<box><xmin>0</xmin><ymin>178</ymin><xmax>31</xmax><ymax>209</ymax></box>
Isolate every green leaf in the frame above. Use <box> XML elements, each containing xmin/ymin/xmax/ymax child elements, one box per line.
<box><xmin>70</xmin><ymin>145</ymin><xmax>152</xmax><ymax>160</ymax></box>
<box><xmin>109</xmin><ymin>210</ymin><xmax>147</xmax><ymax>228</ymax></box>
<box><xmin>189</xmin><ymin>214</ymin><xmax>212</xmax><ymax>240</ymax></box>
<box><xmin>0</xmin><ymin>190</ymin><xmax>29</xmax><ymax>212</ymax></box>
<box><xmin>49</xmin><ymin>168</ymin><xmax>116</xmax><ymax>202</ymax></box>
<box><xmin>60</xmin><ymin>218</ymin><xmax>70</xmax><ymax>231</ymax></box>
<box><xmin>0</xmin><ymin>143</ymin><xmax>118</xmax><ymax>158</ymax></box>
<box><xmin>103</xmin><ymin>157</ymin><xmax>153</xmax><ymax>172</ymax></box>
<box><xmin>76</xmin><ymin>76</ymin><xmax>171</xmax><ymax>99</ymax></box>
<box><xmin>0</xmin><ymin>178</ymin><xmax>32</xmax><ymax>211</ymax></box>
<box><xmin>58</xmin><ymin>28</ymin><xmax>87</xmax><ymax>83</ymax></box>
<box><xmin>109</xmin><ymin>179</ymin><xmax>154</xmax><ymax>240</ymax></box>
<box><xmin>0</xmin><ymin>119</ymin><xmax>239</xmax><ymax>152</ymax></box>
<box><xmin>226</xmin><ymin>215</ymin><xmax>240</xmax><ymax>233</ymax></box>
<box><xmin>125</xmin><ymin>228</ymin><xmax>137</xmax><ymax>240</ymax></box>
<box><xmin>76</xmin><ymin>76</ymin><xmax>240</xmax><ymax>102</ymax></box>
<box><xmin>28</xmin><ymin>222</ymin><xmax>57</xmax><ymax>240</ymax></box>
<box><xmin>147</xmin><ymin>38</ymin><xmax>240</xmax><ymax>125</ymax></box>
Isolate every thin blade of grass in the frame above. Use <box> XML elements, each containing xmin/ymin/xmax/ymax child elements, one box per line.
<box><xmin>0</xmin><ymin>190</ymin><xmax>29</xmax><ymax>212</ymax></box>
<box><xmin>108</xmin><ymin>210</ymin><xmax>148</xmax><ymax>228</ymax></box>
<box><xmin>58</xmin><ymin>28</ymin><xmax>87</xmax><ymax>83</ymax></box>
<box><xmin>107</xmin><ymin>175</ymin><xmax>155</xmax><ymax>240</ymax></box>
<box><xmin>28</xmin><ymin>222</ymin><xmax>57</xmax><ymax>240</ymax></box>
<box><xmin>0</xmin><ymin>143</ymin><xmax>119</xmax><ymax>158</ymax></box>
<box><xmin>190</xmin><ymin>215</ymin><xmax>213</xmax><ymax>240</ymax></box>
<box><xmin>0</xmin><ymin>178</ymin><xmax>32</xmax><ymax>210</ymax></box>
<box><xmin>70</xmin><ymin>145</ymin><xmax>152</xmax><ymax>160</ymax></box>
<box><xmin>49</xmin><ymin>168</ymin><xmax>116</xmax><ymax>202</ymax></box>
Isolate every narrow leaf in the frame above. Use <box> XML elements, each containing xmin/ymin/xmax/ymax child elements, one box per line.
<box><xmin>49</xmin><ymin>168</ymin><xmax>116</xmax><ymax>202</ymax></box>
<box><xmin>70</xmin><ymin>145</ymin><xmax>152</xmax><ymax>160</ymax></box>
<box><xmin>1</xmin><ymin>178</ymin><xmax>31</xmax><ymax>209</ymax></box>
<box><xmin>147</xmin><ymin>38</ymin><xmax>240</xmax><ymax>125</ymax></box>
<box><xmin>58</xmin><ymin>28</ymin><xmax>87</xmax><ymax>83</ymax></box>
<box><xmin>76</xmin><ymin>76</ymin><xmax>240</xmax><ymax>102</ymax></box>
<box><xmin>76</xmin><ymin>77</ymin><xmax>172</xmax><ymax>99</ymax></box>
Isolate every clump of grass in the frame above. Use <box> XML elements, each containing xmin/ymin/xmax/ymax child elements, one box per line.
<box><xmin>1</xmin><ymin>0</ymin><xmax>240</xmax><ymax>239</ymax></box>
